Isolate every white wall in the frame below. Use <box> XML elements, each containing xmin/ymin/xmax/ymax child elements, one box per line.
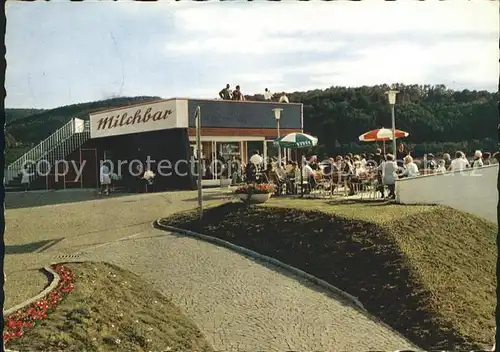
<box><xmin>396</xmin><ymin>164</ymin><xmax>498</xmax><ymax>224</ymax></box>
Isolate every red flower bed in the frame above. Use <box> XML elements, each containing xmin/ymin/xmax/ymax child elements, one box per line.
<box><xmin>3</xmin><ymin>264</ymin><xmax>74</xmax><ymax>344</ymax></box>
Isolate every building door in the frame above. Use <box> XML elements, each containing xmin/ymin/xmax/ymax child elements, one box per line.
<box><xmin>80</xmin><ymin>148</ymin><xmax>98</xmax><ymax>188</ymax></box>
<box><xmin>247</xmin><ymin>141</ymin><xmax>265</xmax><ymax>161</ymax></box>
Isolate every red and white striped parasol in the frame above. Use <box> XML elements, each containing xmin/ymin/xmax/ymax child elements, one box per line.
<box><xmin>358</xmin><ymin>127</ymin><xmax>409</xmax><ymax>142</ymax></box>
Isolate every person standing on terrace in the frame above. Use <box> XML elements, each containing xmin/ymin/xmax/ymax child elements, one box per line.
<box><xmin>249</xmin><ymin>150</ymin><xmax>263</xmax><ymax>170</ymax></box>
<box><xmin>396</xmin><ymin>142</ymin><xmax>408</xmax><ymax>167</ymax></box>
<box><xmin>373</xmin><ymin>148</ymin><xmax>384</xmax><ymax>167</ymax></box>
<box><xmin>379</xmin><ymin>154</ymin><xmax>398</xmax><ymax>199</ymax></box>
<box><xmin>219</xmin><ymin>84</ymin><xmax>232</xmax><ymax>100</ymax></box>
<box><xmin>449</xmin><ymin>151</ymin><xmax>469</xmax><ymax>171</ymax></box>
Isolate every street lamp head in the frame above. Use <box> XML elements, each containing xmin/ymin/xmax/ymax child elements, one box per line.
<box><xmin>385</xmin><ymin>90</ymin><xmax>399</xmax><ymax>105</ymax></box>
<box><xmin>272</xmin><ymin>108</ymin><xmax>283</xmax><ymax>120</ymax></box>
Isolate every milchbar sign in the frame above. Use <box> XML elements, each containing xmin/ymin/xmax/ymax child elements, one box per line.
<box><xmin>89</xmin><ymin>99</ymin><xmax>188</xmax><ymax>138</ymax></box>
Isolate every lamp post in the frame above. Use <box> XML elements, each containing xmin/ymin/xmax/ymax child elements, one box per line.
<box><xmin>195</xmin><ymin>106</ymin><xmax>202</xmax><ymax>220</ymax></box>
<box><xmin>385</xmin><ymin>90</ymin><xmax>399</xmax><ymax>156</ymax></box>
<box><xmin>273</xmin><ymin>108</ymin><xmax>283</xmax><ymax>166</ymax></box>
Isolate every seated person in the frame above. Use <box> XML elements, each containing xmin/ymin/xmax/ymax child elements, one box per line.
<box><xmin>245</xmin><ymin>163</ymin><xmax>257</xmax><ymax>183</ymax></box>
<box><xmin>342</xmin><ymin>158</ymin><xmax>353</xmax><ymax>175</ymax></box>
<box><xmin>310</xmin><ymin>162</ymin><xmax>320</xmax><ymax>171</ymax></box>
<box><xmin>365</xmin><ymin>153</ymin><xmax>377</xmax><ymax>168</ymax></box>
<box><xmin>269</xmin><ymin>169</ymin><xmax>286</xmax><ymax>195</ymax></box>
<box><xmin>425</xmin><ymin>153</ymin><xmax>437</xmax><ymax>171</ymax></box>
<box><xmin>322</xmin><ymin>158</ymin><xmax>334</xmax><ymax>178</ymax></box>
<box><xmin>482</xmin><ymin>152</ymin><xmax>492</xmax><ymax>165</ymax></box>
<box><xmin>436</xmin><ymin>160</ymin><xmax>447</xmax><ymax>173</ymax></box>
<box><xmin>286</xmin><ymin>162</ymin><xmax>298</xmax><ymax>194</ymax></box>
<box><xmin>352</xmin><ymin>155</ymin><xmax>365</xmax><ymax>176</ymax></box>
<box><xmin>400</xmin><ymin>155</ymin><xmax>419</xmax><ymax>178</ymax></box>
<box><xmin>263</xmin><ymin>163</ymin><xmax>274</xmax><ymax>183</ymax></box>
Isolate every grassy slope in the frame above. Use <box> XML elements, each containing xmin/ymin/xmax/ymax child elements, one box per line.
<box><xmin>7</xmin><ymin>262</ymin><xmax>213</xmax><ymax>352</ymax></box>
<box><xmin>161</xmin><ymin>199</ymin><xmax>496</xmax><ymax>351</ymax></box>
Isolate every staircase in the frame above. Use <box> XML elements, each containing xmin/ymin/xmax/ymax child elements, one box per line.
<box><xmin>5</xmin><ymin>118</ymin><xmax>91</xmax><ymax>191</ymax></box>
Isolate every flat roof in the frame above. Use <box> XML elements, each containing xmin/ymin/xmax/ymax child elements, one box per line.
<box><xmin>88</xmin><ymin>97</ymin><xmax>302</xmax><ymax>116</ymax></box>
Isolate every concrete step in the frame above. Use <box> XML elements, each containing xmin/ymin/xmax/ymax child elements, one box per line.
<box><xmin>5</xmin><ymin>186</ymin><xmax>25</xmax><ymax>192</ymax></box>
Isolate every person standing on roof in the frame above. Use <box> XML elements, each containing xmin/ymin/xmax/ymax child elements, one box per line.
<box><xmin>232</xmin><ymin>85</ymin><xmax>245</xmax><ymax>101</ymax></box>
<box><xmin>219</xmin><ymin>84</ymin><xmax>232</xmax><ymax>100</ymax></box>
<box><xmin>264</xmin><ymin>88</ymin><xmax>272</xmax><ymax>101</ymax></box>
<box><xmin>279</xmin><ymin>92</ymin><xmax>289</xmax><ymax>103</ymax></box>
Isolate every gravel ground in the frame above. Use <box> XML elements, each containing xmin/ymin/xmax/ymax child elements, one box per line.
<box><xmin>76</xmin><ymin>230</ymin><xmax>417</xmax><ymax>351</ymax></box>
<box><xmin>4</xmin><ymin>189</ymin><xmax>230</xmax><ymax>308</ymax></box>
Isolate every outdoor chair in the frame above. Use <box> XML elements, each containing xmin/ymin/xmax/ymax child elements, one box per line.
<box><xmin>293</xmin><ymin>169</ymin><xmax>310</xmax><ymax>195</ymax></box>
<box><xmin>268</xmin><ymin>172</ymin><xmax>286</xmax><ymax>196</ymax></box>
<box><xmin>285</xmin><ymin>176</ymin><xmax>296</xmax><ymax>194</ymax></box>
<box><xmin>330</xmin><ymin>172</ymin><xmax>349</xmax><ymax>197</ymax></box>
<box><xmin>144</xmin><ymin>179</ymin><xmax>156</xmax><ymax>193</ymax></box>
<box><xmin>360</xmin><ymin>178</ymin><xmax>379</xmax><ymax>199</ymax></box>
<box><xmin>350</xmin><ymin>178</ymin><xmax>363</xmax><ymax>195</ymax></box>
<box><xmin>315</xmin><ymin>179</ymin><xmax>333</xmax><ymax>197</ymax></box>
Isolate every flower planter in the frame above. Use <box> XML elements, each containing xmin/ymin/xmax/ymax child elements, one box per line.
<box><xmin>236</xmin><ymin>193</ymin><xmax>271</xmax><ymax>204</ymax></box>
<box><xmin>236</xmin><ymin>194</ymin><xmax>249</xmax><ymax>202</ymax></box>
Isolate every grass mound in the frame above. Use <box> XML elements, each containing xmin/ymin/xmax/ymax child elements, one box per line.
<box><xmin>7</xmin><ymin>262</ymin><xmax>213</xmax><ymax>352</ymax></box>
<box><xmin>160</xmin><ymin>199</ymin><xmax>496</xmax><ymax>351</ymax></box>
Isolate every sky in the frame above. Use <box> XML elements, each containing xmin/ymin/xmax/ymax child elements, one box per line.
<box><xmin>5</xmin><ymin>0</ymin><xmax>499</xmax><ymax>109</ymax></box>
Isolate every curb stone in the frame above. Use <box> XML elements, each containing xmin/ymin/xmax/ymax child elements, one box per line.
<box><xmin>154</xmin><ymin>220</ymin><xmax>421</xmax><ymax>351</ymax></box>
<box><xmin>3</xmin><ymin>266</ymin><xmax>60</xmax><ymax>317</ymax></box>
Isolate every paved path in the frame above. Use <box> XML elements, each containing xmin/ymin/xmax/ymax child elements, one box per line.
<box><xmin>4</xmin><ymin>189</ymin><xmax>231</xmax><ymax>308</ymax></box>
<box><xmin>76</xmin><ymin>229</ymin><xmax>417</xmax><ymax>351</ymax></box>
<box><xmin>6</xmin><ymin>189</ymin><xmax>418</xmax><ymax>350</ymax></box>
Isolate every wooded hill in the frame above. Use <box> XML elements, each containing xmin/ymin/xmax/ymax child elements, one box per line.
<box><xmin>4</xmin><ymin>84</ymin><xmax>498</xmax><ymax>162</ymax></box>
<box><xmin>5</xmin><ymin>109</ymin><xmax>46</xmax><ymax>124</ymax></box>
<box><xmin>247</xmin><ymin>83</ymin><xmax>498</xmax><ymax>156</ymax></box>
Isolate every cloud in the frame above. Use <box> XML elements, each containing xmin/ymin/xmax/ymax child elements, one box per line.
<box><xmin>164</xmin><ymin>38</ymin><xmax>346</xmax><ymax>56</ymax></box>
<box><xmin>285</xmin><ymin>39</ymin><xmax>498</xmax><ymax>89</ymax></box>
<box><xmin>4</xmin><ymin>0</ymin><xmax>499</xmax><ymax>108</ymax></box>
<box><xmin>171</xmin><ymin>0</ymin><xmax>497</xmax><ymax>38</ymax></box>
<box><xmin>160</xmin><ymin>0</ymin><xmax>498</xmax><ymax>92</ymax></box>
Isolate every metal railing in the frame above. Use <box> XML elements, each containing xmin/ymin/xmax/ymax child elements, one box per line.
<box><xmin>6</xmin><ymin>118</ymin><xmax>91</xmax><ymax>183</ymax></box>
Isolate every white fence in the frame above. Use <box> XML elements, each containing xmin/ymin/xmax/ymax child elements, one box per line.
<box><xmin>6</xmin><ymin>118</ymin><xmax>89</xmax><ymax>184</ymax></box>
<box><xmin>396</xmin><ymin>164</ymin><xmax>498</xmax><ymax>224</ymax></box>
